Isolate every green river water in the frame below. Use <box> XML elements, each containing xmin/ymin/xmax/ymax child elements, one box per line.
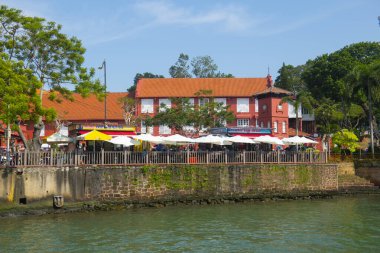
<box><xmin>1</xmin><ymin>195</ymin><xmax>380</xmax><ymax>252</ymax></box>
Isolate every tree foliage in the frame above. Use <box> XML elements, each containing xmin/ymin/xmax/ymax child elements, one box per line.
<box><xmin>169</xmin><ymin>53</ymin><xmax>233</xmax><ymax>78</ymax></box>
<box><xmin>127</xmin><ymin>72</ymin><xmax>164</xmax><ymax>95</ymax></box>
<box><xmin>147</xmin><ymin>90</ymin><xmax>235</xmax><ymax>136</ymax></box>
<box><xmin>332</xmin><ymin>129</ymin><xmax>360</xmax><ymax>153</ymax></box>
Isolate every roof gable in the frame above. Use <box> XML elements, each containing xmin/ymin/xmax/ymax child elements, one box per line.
<box><xmin>136</xmin><ymin>78</ymin><xmax>268</xmax><ymax>98</ymax></box>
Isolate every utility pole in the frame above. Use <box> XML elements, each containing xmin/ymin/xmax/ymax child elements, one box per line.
<box><xmin>98</xmin><ymin>60</ymin><xmax>107</xmax><ymax>127</ymax></box>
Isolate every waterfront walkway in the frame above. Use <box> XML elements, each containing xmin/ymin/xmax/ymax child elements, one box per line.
<box><xmin>5</xmin><ymin>150</ymin><xmax>327</xmax><ymax>167</ymax></box>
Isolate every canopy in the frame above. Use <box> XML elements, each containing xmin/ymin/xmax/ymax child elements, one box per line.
<box><xmin>227</xmin><ymin>135</ymin><xmax>256</xmax><ymax>144</ymax></box>
<box><xmin>282</xmin><ymin>136</ymin><xmax>318</xmax><ymax>145</ymax></box>
<box><xmin>107</xmin><ymin>136</ymin><xmax>140</xmax><ymax>147</ymax></box>
<box><xmin>161</xmin><ymin>134</ymin><xmax>195</xmax><ymax>145</ymax></box>
<box><xmin>253</xmin><ymin>135</ymin><xmax>284</xmax><ymax>145</ymax></box>
<box><xmin>76</xmin><ymin>130</ymin><xmax>112</xmax><ymax>141</ymax></box>
<box><xmin>45</xmin><ymin>133</ymin><xmax>74</xmax><ymax>144</ymax></box>
<box><xmin>194</xmin><ymin>135</ymin><xmax>232</xmax><ymax>145</ymax></box>
<box><xmin>132</xmin><ymin>134</ymin><xmax>163</xmax><ymax>144</ymax></box>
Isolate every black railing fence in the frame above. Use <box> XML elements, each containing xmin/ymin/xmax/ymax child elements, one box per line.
<box><xmin>1</xmin><ymin>150</ymin><xmax>328</xmax><ymax>167</ymax></box>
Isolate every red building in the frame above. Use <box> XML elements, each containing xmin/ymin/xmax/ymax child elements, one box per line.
<box><xmin>135</xmin><ymin>75</ymin><xmax>293</xmax><ymax>138</ymax></box>
<box><xmin>24</xmin><ymin>91</ymin><xmax>134</xmax><ymax>140</ymax></box>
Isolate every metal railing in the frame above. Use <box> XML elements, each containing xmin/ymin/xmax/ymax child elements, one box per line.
<box><xmin>2</xmin><ymin>150</ymin><xmax>328</xmax><ymax>167</ymax></box>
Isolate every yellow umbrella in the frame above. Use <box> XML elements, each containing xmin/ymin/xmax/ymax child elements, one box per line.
<box><xmin>76</xmin><ymin>130</ymin><xmax>112</xmax><ymax>141</ymax></box>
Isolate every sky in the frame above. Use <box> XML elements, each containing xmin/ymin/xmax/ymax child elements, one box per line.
<box><xmin>2</xmin><ymin>0</ymin><xmax>380</xmax><ymax>92</ymax></box>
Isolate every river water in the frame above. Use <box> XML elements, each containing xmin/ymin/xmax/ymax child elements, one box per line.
<box><xmin>1</xmin><ymin>195</ymin><xmax>380</xmax><ymax>252</ymax></box>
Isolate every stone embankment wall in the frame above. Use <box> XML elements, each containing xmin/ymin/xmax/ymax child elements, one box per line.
<box><xmin>355</xmin><ymin>160</ymin><xmax>380</xmax><ymax>186</ymax></box>
<box><xmin>0</xmin><ymin>164</ymin><xmax>338</xmax><ymax>204</ymax></box>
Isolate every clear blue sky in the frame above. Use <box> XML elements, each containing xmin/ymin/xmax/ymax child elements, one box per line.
<box><xmin>2</xmin><ymin>0</ymin><xmax>380</xmax><ymax>92</ymax></box>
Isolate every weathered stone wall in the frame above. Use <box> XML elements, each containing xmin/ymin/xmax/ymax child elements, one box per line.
<box><xmin>0</xmin><ymin>164</ymin><xmax>338</xmax><ymax>204</ymax></box>
<box><xmin>355</xmin><ymin>160</ymin><xmax>380</xmax><ymax>186</ymax></box>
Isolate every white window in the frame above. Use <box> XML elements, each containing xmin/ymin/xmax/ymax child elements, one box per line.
<box><xmin>237</xmin><ymin>98</ymin><xmax>249</xmax><ymax>112</ymax></box>
<box><xmin>141</xmin><ymin>121</ymin><xmax>146</xmax><ymax>134</ymax></box>
<box><xmin>260</xmin><ymin>122</ymin><xmax>263</xmax><ymax>128</ymax></box>
<box><xmin>267</xmin><ymin>121</ymin><xmax>271</xmax><ymax>128</ymax></box>
<box><xmin>147</xmin><ymin>126</ymin><xmax>153</xmax><ymax>134</ymax></box>
<box><xmin>237</xmin><ymin>119</ymin><xmax>249</xmax><ymax>127</ymax></box>
<box><xmin>282</xmin><ymin>121</ymin><xmax>286</xmax><ymax>133</ymax></box>
<box><xmin>141</xmin><ymin>99</ymin><xmax>154</xmax><ymax>113</ymax></box>
<box><xmin>214</xmin><ymin>98</ymin><xmax>227</xmax><ymax>106</ymax></box>
<box><xmin>159</xmin><ymin>99</ymin><xmax>171</xmax><ymax>112</ymax></box>
<box><xmin>214</xmin><ymin>98</ymin><xmax>226</xmax><ymax>112</ymax></box>
<box><xmin>199</xmin><ymin>98</ymin><xmax>209</xmax><ymax>107</ymax></box>
<box><xmin>255</xmin><ymin>119</ymin><xmax>258</xmax><ymax>127</ymax></box>
<box><xmin>255</xmin><ymin>98</ymin><xmax>259</xmax><ymax>112</ymax></box>
<box><xmin>278</xmin><ymin>104</ymin><xmax>283</xmax><ymax>110</ymax></box>
<box><xmin>159</xmin><ymin>125</ymin><xmax>171</xmax><ymax>135</ymax></box>
<box><xmin>188</xmin><ymin>98</ymin><xmax>195</xmax><ymax>108</ymax></box>
<box><xmin>274</xmin><ymin>121</ymin><xmax>278</xmax><ymax>133</ymax></box>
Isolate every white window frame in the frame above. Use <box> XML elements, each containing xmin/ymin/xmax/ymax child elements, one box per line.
<box><xmin>199</xmin><ymin>98</ymin><xmax>209</xmax><ymax>107</ymax></box>
<box><xmin>260</xmin><ymin>122</ymin><xmax>263</xmax><ymax>128</ymax></box>
<box><xmin>159</xmin><ymin>98</ymin><xmax>171</xmax><ymax>112</ymax></box>
<box><xmin>237</xmin><ymin>119</ymin><xmax>249</xmax><ymax>127</ymax></box>
<box><xmin>255</xmin><ymin>98</ymin><xmax>259</xmax><ymax>113</ymax></box>
<box><xmin>141</xmin><ymin>99</ymin><xmax>154</xmax><ymax>113</ymax></box>
<box><xmin>278</xmin><ymin>104</ymin><xmax>283</xmax><ymax>110</ymax></box>
<box><xmin>141</xmin><ymin>121</ymin><xmax>147</xmax><ymax>134</ymax></box>
<box><xmin>159</xmin><ymin>125</ymin><xmax>171</xmax><ymax>135</ymax></box>
<box><xmin>267</xmin><ymin>121</ymin><xmax>271</xmax><ymax>128</ymax></box>
<box><xmin>237</xmin><ymin>98</ymin><xmax>249</xmax><ymax>113</ymax></box>
<box><xmin>274</xmin><ymin>121</ymin><xmax>278</xmax><ymax>133</ymax></box>
<box><xmin>282</xmin><ymin>121</ymin><xmax>286</xmax><ymax>133</ymax></box>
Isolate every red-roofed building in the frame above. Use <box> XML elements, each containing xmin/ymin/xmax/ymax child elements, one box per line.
<box><xmin>23</xmin><ymin>92</ymin><xmax>134</xmax><ymax>140</ymax></box>
<box><xmin>135</xmin><ymin>76</ymin><xmax>297</xmax><ymax>138</ymax></box>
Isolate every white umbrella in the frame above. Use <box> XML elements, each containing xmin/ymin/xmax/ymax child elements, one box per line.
<box><xmin>161</xmin><ymin>134</ymin><xmax>195</xmax><ymax>145</ymax></box>
<box><xmin>108</xmin><ymin>136</ymin><xmax>140</xmax><ymax>147</ymax></box>
<box><xmin>194</xmin><ymin>135</ymin><xmax>232</xmax><ymax>145</ymax></box>
<box><xmin>282</xmin><ymin>136</ymin><xmax>318</xmax><ymax>145</ymax></box>
<box><xmin>253</xmin><ymin>135</ymin><xmax>284</xmax><ymax>145</ymax></box>
<box><xmin>282</xmin><ymin>136</ymin><xmax>307</xmax><ymax>145</ymax></box>
<box><xmin>46</xmin><ymin>133</ymin><xmax>74</xmax><ymax>144</ymax></box>
<box><xmin>300</xmin><ymin>136</ymin><xmax>318</xmax><ymax>144</ymax></box>
<box><xmin>227</xmin><ymin>135</ymin><xmax>256</xmax><ymax>144</ymax></box>
<box><xmin>132</xmin><ymin>134</ymin><xmax>163</xmax><ymax>144</ymax></box>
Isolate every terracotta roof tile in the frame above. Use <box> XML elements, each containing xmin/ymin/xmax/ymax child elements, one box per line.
<box><xmin>136</xmin><ymin>78</ymin><xmax>269</xmax><ymax>98</ymax></box>
<box><xmin>43</xmin><ymin>92</ymin><xmax>128</xmax><ymax>121</ymax></box>
<box><xmin>254</xmin><ymin>86</ymin><xmax>292</xmax><ymax>96</ymax></box>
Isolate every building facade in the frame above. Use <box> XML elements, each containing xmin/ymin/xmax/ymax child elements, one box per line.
<box><xmin>135</xmin><ymin>76</ymin><xmax>297</xmax><ymax>138</ymax></box>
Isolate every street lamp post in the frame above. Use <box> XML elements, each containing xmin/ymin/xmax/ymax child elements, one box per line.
<box><xmin>98</xmin><ymin>60</ymin><xmax>107</xmax><ymax>127</ymax></box>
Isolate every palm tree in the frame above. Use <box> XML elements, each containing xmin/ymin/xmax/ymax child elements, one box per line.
<box><xmin>281</xmin><ymin>90</ymin><xmax>315</xmax><ymax>136</ymax></box>
<box><xmin>347</xmin><ymin>60</ymin><xmax>380</xmax><ymax>154</ymax></box>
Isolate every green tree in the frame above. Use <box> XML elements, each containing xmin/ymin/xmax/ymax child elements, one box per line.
<box><xmin>275</xmin><ymin>63</ymin><xmax>305</xmax><ymax>93</ymax></box>
<box><xmin>169</xmin><ymin>53</ymin><xmax>191</xmax><ymax>78</ymax></box>
<box><xmin>332</xmin><ymin>129</ymin><xmax>360</xmax><ymax>153</ymax></box>
<box><xmin>151</xmin><ymin>90</ymin><xmax>235</xmax><ymax>136</ymax></box>
<box><xmin>0</xmin><ymin>55</ymin><xmax>55</xmax><ymax>149</ymax></box>
<box><xmin>0</xmin><ymin>5</ymin><xmax>104</xmax><ymax>150</ymax></box>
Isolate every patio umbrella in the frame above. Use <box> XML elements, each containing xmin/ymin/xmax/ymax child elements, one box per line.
<box><xmin>282</xmin><ymin>136</ymin><xmax>307</xmax><ymax>145</ymax></box>
<box><xmin>45</xmin><ymin>133</ymin><xmax>74</xmax><ymax>144</ymax></box>
<box><xmin>282</xmin><ymin>136</ymin><xmax>318</xmax><ymax>145</ymax></box>
<box><xmin>161</xmin><ymin>134</ymin><xmax>195</xmax><ymax>145</ymax></box>
<box><xmin>107</xmin><ymin>136</ymin><xmax>140</xmax><ymax>147</ymax></box>
<box><xmin>76</xmin><ymin>130</ymin><xmax>112</xmax><ymax>151</ymax></box>
<box><xmin>300</xmin><ymin>136</ymin><xmax>318</xmax><ymax>144</ymax></box>
<box><xmin>253</xmin><ymin>135</ymin><xmax>284</xmax><ymax>145</ymax></box>
<box><xmin>76</xmin><ymin>130</ymin><xmax>112</xmax><ymax>141</ymax></box>
<box><xmin>132</xmin><ymin>134</ymin><xmax>164</xmax><ymax>144</ymax></box>
<box><xmin>194</xmin><ymin>135</ymin><xmax>232</xmax><ymax>145</ymax></box>
<box><xmin>227</xmin><ymin>135</ymin><xmax>256</xmax><ymax>144</ymax></box>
